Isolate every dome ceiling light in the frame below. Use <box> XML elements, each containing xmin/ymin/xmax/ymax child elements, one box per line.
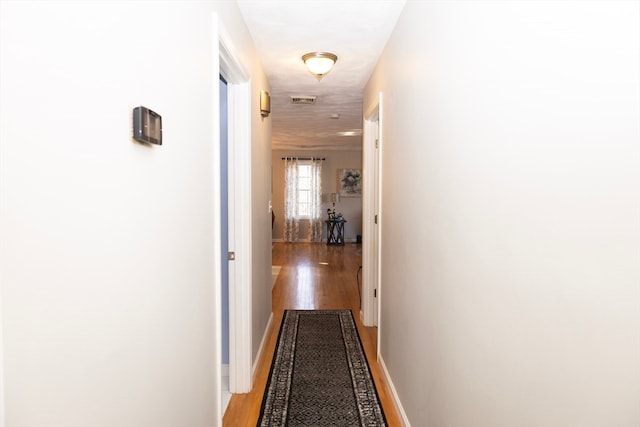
<box><xmin>302</xmin><ymin>52</ymin><xmax>338</xmax><ymax>81</ymax></box>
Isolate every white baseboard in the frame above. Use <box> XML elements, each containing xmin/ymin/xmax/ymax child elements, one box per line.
<box><xmin>271</xmin><ymin>266</ymin><xmax>282</xmax><ymax>289</ymax></box>
<box><xmin>378</xmin><ymin>354</ymin><xmax>411</xmax><ymax>427</ymax></box>
<box><xmin>272</xmin><ymin>238</ymin><xmax>315</xmax><ymax>243</ymax></box>
<box><xmin>252</xmin><ymin>312</ymin><xmax>274</xmax><ymax>385</ymax></box>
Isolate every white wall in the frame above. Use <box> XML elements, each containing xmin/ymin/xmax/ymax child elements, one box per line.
<box><xmin>0</xmin><ymin>1</ymin><xmax>270</xmax><ymax>426</ymax></box>
<box><xmin>272</xmin><ymin>150</ymin><xmax>363</xmax><ymax>242</ymax></box>
<box><xmin>248</xmin><ymin>52</ymin><xmax>273</xmax><ymax>368</ymax></box>
<box><xmin>365</xmin><ymin>1</ymin><xmax>639</xmax><ymax>426</ymax></box>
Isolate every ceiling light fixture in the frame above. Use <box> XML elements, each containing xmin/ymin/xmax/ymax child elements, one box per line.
<box><xmin>302</xmin><ymin>52</ymin><xmax>337</xmax><ymax>81</ymax></box>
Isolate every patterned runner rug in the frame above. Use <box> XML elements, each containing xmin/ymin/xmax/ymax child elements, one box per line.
<box><xmin>258</xmin><ymin>310</ymin><xmax>387</xmax><ymax>426</ymax></box>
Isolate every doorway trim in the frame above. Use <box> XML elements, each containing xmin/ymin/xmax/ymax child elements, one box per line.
<box><xmin>219</xmin><ymin>21</ymin><xmax>253</xmax><ymax>395</ymax></box>
<box><xmin>362</xmin><ymin>93</ymin><xmax>383</xmax><ymax>328</ymax></box>
<box><xmin>213</xmin><ymin>14</ymin><xmax>253</xmax><ymax>423</ymax></box>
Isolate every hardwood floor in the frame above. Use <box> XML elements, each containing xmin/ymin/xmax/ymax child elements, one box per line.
<box><xmin>222</xmin><ymin>242</ymin><xmax>402</xmax><ymax>426</ymax></box>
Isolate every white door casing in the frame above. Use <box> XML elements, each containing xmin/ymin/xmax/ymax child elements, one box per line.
<box><xmin>213</xmin><ymin>13</ymin><xmax>253</xmax><ymax>424</ymax></box>
<box><xmin>220</xmin><ymin>38</ymin><xmax>252</xmax><ymax>397</ymax></box>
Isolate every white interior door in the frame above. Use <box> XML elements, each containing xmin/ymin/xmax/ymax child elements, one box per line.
<box><xmin>362</xmin><ymin>93</ymin><xmax>382</xmax><ymax>328</ymax></box>
<box><xmin>372</xmin><ymin>120</ymin><xmax>380</xmax><ymax>326</ymax></box>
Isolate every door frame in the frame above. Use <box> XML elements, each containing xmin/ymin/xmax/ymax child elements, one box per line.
<box><xmin>362</xmin><ymin>93</ymin><xmax>383</xmax><ymax>328</ymax></box>
<box><xmin>213</xmin><ymin>14</ymin><xmax>253</xmax><ymax>423</ymax></box>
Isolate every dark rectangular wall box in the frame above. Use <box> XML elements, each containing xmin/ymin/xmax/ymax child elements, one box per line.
<box><xmin>133</xmin><ymin>106</ymin><xmax>162</xmax><ymax>145</ymax></box>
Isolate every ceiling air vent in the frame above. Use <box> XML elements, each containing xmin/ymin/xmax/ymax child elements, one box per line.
<box><xmin>290</xmin><ymin>96</ymin><xmax>316</xmax><ymax>105</ymax></box>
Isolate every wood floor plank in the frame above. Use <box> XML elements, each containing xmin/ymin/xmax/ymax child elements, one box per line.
<box><xmin>223</xmin><ymin>242</ymin><xmax>403</xmax><ymax>426</ymax></box>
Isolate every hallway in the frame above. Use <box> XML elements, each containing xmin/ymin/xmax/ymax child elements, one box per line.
<box><xmin>223</xmin><ymin>243</ymin><xmax>402</xmax><ymax>425</ymax></box>
<box><xmin>2</xmin><ymin>2</ymin><xmax>637</xmax><ymax>426</ymax></box>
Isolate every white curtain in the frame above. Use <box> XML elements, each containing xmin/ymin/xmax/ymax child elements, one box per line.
<box><xmin>283</xmin><ymin>157</ymin><xmax>300</xmax><ymax>242</ymax></box>
<box><xmin>283</xmin><ymin>157</ymin><xmax>323</xmax><ymax>242</ymax></box>
<box><xmin>307</xmin><ymin>158</ymin><xmax>323</xmax><ymax>242</ymax></box>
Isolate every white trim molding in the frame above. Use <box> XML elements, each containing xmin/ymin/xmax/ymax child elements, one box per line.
<box><xmin>219</xmin><ymin>23</ymin><xmax>253</xmax><ymax>395</ymax></box>
<box><xmin>212</xmin><ymin>15</ymin><xmax>254</xmax><ymax>427</ymax></box>
<box><xmin>210</xmin><ymin>13</ymin><xmax>224</xmax><ymax>425</ymax></box>
<box><xmin>0</xmin><ymin>280</ymin><xmax>5</xmax><ymax>427</ymax></box>
<box><xmin>227</xmin><ymin>77</ymin><xmax>253</xmax><ymax>394</ymax></box>
<box><xmin>252</xmin><ymin>313</ymin><xmax>274</xmax><ymax>384</ymax></box>
<box><xmin>378</xmin><ymin>354</ymin><xmax>411</xmax><ymax>427</ymax></box>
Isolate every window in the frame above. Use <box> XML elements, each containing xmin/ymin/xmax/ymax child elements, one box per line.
<box><xmin>283</xmin><ymin>157</ymin><xmax>323</xmax><ymax>242</ymax></box>
<box><xmin>297</xmin><ymin>162</ymin><xmax>312</xmax><ymax>217</ymax></box>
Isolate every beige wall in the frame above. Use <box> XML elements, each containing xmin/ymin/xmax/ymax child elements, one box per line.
<box><xmin>0</xmin><ymin>1</ymin><xmax>271</xmax><ymax>426</ymax></box>
<box><xmin>272</xmin><ymin>150</ymin><xmax>363</xmax><ymax>242</ymax></box>
<box><xmin>365</xmin><ymin>1</ymin><xmax>639</xmax><ymax>426</ymax></box>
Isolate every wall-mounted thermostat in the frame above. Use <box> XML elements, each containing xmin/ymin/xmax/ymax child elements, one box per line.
<box><xmin>133</xmin><ymin>106</ymin><xmax>162</xmax><ymax>145</ymax></box>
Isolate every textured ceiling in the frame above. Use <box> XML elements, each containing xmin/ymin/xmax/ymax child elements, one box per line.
<box><xmin>237</xmin><ymin>0</ymin><xmax>406</xmax><ymax>151</ymax></box>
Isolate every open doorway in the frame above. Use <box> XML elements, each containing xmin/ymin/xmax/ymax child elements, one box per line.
<box><xmin>214</xmin><ymin>19</ymin><xmax>253</xmax><ymax>424</ymax></box>
<box><xmin>271</xmin><ymin>154</ymin><xmax>364</xmax><ymax>245</ymax></box>
<box><xmin>219</xmin><ymin>74</ymin><xmax>231</xmax><ymax>412</ymax></box>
